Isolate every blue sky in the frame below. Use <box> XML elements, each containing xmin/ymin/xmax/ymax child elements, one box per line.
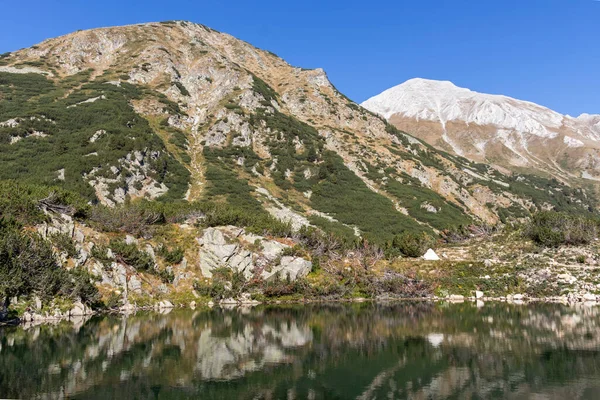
<box><xmin>0</xmin><ymin>0</ymin><xmax>598</xmax><ymax>116</ymax></box>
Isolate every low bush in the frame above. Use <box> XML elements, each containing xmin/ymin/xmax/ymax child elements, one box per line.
<box><xmin>109</xmin><ymin>239</ymin><xmax>154</xmax><ymax>271</ymax></box>
<box><xmin>392</xmin><ymin>231</ymin><xmax>435</xmax><ymax>258</ymax></box>
<box><xmin>526</xmin><ymin>211</ymin><xmax>598</xmax><ymax>247</ymax></box>
<box><xmin>0</xmin><ymin>222</ymin><xmax>99</xmax><ymax>315</ymax></box>
<box><xmin>157</xmin><ymin>244</ymin><xmax>184</xmax><ymax>264</ymax></box>
<box><xmin>49</xmin><ymin>232</ymin><xmax>78</xmax><ymax>258</ymax></box>
<box><xmin>193</xmin><ymin>267</ymin><xmax>247</xmax><ymax>300</ymax></box>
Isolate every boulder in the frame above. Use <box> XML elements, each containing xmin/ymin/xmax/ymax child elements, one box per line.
<box><xmin>240</xmin><ymin>292</ymin><xmax>260</xmax><ymax>304</ymax></box>
<box><xmin>75</xmin><ymin>249</ymin><xmax>88</xmax><ymax>267</ymax></box>
<box><xmin>199</xmin><ymin>227</ymin><xmax>311</xmax><ymax>282</ymax></box>
<box><xmin>260</xmin><ymin>240</ymin><xmax>288</xmax><ymax>261</ymax></box>
<box><xmin>448</xmin><ymin>294</ymin><xmax>464</xmax><ymax>302</ymax></box>
<box><xmin>475</xmin><ymin>290</ymin><xmax>484</xmax><ymax>299</ymax></box>
<box><xmin>128</xmin><ymin>276</ymin><xmax>142</xmax><ymax>294</ymax></box>
<box><xmin>423</xmin><ymin>249</ymin><xmax>440</xmax><ymax>261</ymax></box>
<box><xmin>583</xmin><ymin>293</ymin><xmax>597</xmax><ymax>302</ymax></box>
<box><xmin>120</xmin><ymin>303</ymin><xmax>135</xmax><ymax>313</ymax></box>
<box><xmin>228</xmin><ymin>250</ymin><xmax>254</xmax><ymax>279</ymax></box>
<box><xmin>198</xmin><ymin>228</ymin><xmax>238</xmax><ymax>278</ymax></box>
<box><xmin>113</xmin><ymin>263</ymin><xmax>128</xmax><ymax>287</ymax></box>
<box><xmin>263</xmin><ymin>257</ymin><xmax>312</xmax><ymax>281</ymax></box>
<box><xmin>557</xmin><ymin>274</ymin><xmax>577</xmax><ymax>284</ymax></box>
<box><xmin>22</xmin><ymin>312</ymin><xmax>33</xmax><ymax>322</ymax></box>
<box><xmin>157</xmin><ymin>300</ymin><xmax>174</xmax><ymax>309</ymax></box>
<box><xmin>69</xmin><ymin>301</ymin><xmax>91</xmax><ymax>317</ymax></box>
<box><xmin>145</xmin><ymin>244</ymin><xmax>156</xmax><ymax>261</ymax></box>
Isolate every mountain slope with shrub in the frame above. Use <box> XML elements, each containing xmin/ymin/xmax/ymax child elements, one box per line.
<box><xmin>0</xmin><ymin>21</ymin><xmax>593</xmax><ymax>239</ymax></box>
<box><xmin>1</xmin><ymin>22</ymin><xmax>599</xmax><ymax>319</ymax></box>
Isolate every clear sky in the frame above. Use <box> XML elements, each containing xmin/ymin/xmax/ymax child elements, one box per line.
<box><xmin>0</xmin><ymin>0</ymin><xmax>598</xmax><ymax>116</ymax></box>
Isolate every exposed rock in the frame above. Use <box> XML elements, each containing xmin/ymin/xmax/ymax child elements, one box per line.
<box><xmin>69</xmin><ymin>301</ymin><xmax>92</xmax><ymax>317</ymax></box>
<box><xmin>75</xmin><ymin>249</ymin><xmax>88</xmax><ymax>267</ymax></box>
<box><xmin>73</xmin><ymin>228</ymin><xmax>85</xmax><ymax>243</ymax></box>
<box><xmin>198</xmin><ymin>227</ymin><xmax>309</xmax><ymax>281</ymax></box>
<box><xmin>583</xmin><ymin>293</ymin><xmax>597</xmax><ymax>302</ymax></box>
<box><xmin>475</xmin><ymin>290</ymin><xmax>484</xmax><ymax>299</ymax></box>
<box><xmin>128</xmin><ymin>276</ymin><xmax>142</xmax><ymax>294</ymax></box>
<box><xmin>558</xmin><ymin>274</ymin><xmax>578</xmax><ymax>284</ymax></box>
<box><xmin>145</xmin><ymin>244</ymin><xmax>156</xmax><ymax>261</ymax></box>
<box><xmin>156</xmin><ymin>300</ymin><xmax>174</xmax><ymax>309</ymax></box>
<box><xmin>120</xmin><ymin>303</ymin><xmax>135</xmax><ymax>313</ymax></box>
<box><xmin>262</xmin><ymin>257</ymin><xmax>312</xmax><ymax>281</ymax></box>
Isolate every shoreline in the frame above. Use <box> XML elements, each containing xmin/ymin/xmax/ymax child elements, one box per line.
<box><xmin>3</xmin><ymin>294</ymin><xmax>599</xmax><ymax>327</ymax></box>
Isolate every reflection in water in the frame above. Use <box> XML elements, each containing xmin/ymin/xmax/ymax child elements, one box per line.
<box><xmin>1</xmin><ymin>303</ymin><xmax>600</xmax><ymax>399</ymax></box>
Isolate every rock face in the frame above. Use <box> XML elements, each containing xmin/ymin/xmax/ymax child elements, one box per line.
<box><xmin>198</xmin><ymin>227</ymin><xmax>311</xmax><ymax>281</ymax></box>
<box><xmin>362</xmin><ymin>78</ymin><xmax>600</xmax><ymax>184</ymax></box>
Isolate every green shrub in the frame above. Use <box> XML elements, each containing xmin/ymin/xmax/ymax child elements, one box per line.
<box><xmin>526</xmin><ymin>211</ymin><xmax>598</xmax><ymax>247</ymax></box>
<box><xmin>49</xmin><ymin>232</ymin><xmax>78</xmax><ymax>258</ymax></box>
<box><xmin>0</xmin><ymin>181</ymin><xmax>88</xmax><ymax>226</ymax></box>
<box><xmin>157</xmin><ymin>245</ymin><xmax>184</xmax><ymax>264</ymax></box>
<box><xmin>109</xmin><ymin>239</ymin><xmax>154</xmax><ymax>271</ymax></box>
<box><xmin>0</xmin><ymin>223</ymin><xmax>99</xmax><ymax>313</ymax></box>
<box><xmin>90</xmin><ymin>243</ymin><xmax>113</xmax><ymax>266</ymax></box>
<box><xmin>157</xmin><ymin>269</ymin><xmax>175</xmax><ymax>284</ymax></box>
<box><xmin>262</xmin><ymin>274</ymin><xmax>309</xmax><ymax>298</ymax></box>
<box><xmin>192</xmin><ymin>267</ymin><xmax>246</xmax><ymax>300</ymax></box>
<box><xmin>392</xmin><ymin>231</ymin><xmax>435</xmax><ymax>258</ymax></box>
<box><xmin>173</xmin><ymin>81</ymin><xmax>190</xmax><ymax>96</ymax></box>
<box><xmin>89</xmin><ymin>203</ymin><xmax>164</xmax><ymax>236</ymax></box>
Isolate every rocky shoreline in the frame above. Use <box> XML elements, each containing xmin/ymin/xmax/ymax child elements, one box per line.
<box><xmin>4</xmin><ymin>292</ymin><xmax>600</xmax><ymax>327</ymax></box>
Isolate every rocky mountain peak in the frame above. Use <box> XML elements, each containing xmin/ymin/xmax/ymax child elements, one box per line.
<box><xmin>362</xmin><ymin>78</ymin><xmax>600</xmax><ymax>182</ymax></box>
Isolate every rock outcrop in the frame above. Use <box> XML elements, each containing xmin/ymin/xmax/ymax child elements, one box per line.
<box><xmin>198</xmin><ymin>226</ymin><xmax>311</xmax><ymax>281</ymax></box>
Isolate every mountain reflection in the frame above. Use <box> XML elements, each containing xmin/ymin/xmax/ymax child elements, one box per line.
<box><xmin>1</xmin><ymin>303</ymin><xmax>600</xmax><ymax>399</ymax></box>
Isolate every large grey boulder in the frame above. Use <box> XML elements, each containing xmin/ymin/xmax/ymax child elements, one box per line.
<box><xmin>263</xmin><ymin>256</ymin><xmax>312</xmax><ymax>281</ymax></box>
<box><xmin>198</xmin><ymin>227</ymin><xmax>310</xmax><ymax>281</ymax></box>
<box><xmin>69</xmin><ymin>301</ymin><xmax>92</xmax><ymax>317</ymax></box>
<box><xmin>198</xmin><ymin>227</ymin><xmax>255</xmax><ymax>278</ymax></box>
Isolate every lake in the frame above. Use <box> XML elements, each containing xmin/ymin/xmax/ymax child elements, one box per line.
<box><xmin>1</xmin><ymin>302</ymin><xmax>600</xmax><ymax>399</ymax></box>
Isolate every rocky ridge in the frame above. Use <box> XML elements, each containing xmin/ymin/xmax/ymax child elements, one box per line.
<box><xmin>362</xmin><ymin>78</ymin><xmax>600</xmax><ymax>183</ymax></box>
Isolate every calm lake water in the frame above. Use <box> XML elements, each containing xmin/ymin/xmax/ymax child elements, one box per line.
<box><xmin>1</xmin><ymin>302</ymin><xmax>600</xmax><ymax>399</ymax></box>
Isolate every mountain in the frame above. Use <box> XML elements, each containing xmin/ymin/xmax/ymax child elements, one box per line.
<box><xmin>361</xmin><ymin>78</ymin><xmax>600</xmax><ymax>183</ymax></box>
<box><xmin>0</xmin><ymin>22</ymin><xmax>594</xmax><ymax>244</ymax></box>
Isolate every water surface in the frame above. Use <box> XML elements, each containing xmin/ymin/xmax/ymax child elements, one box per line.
<box><xmin>1</xmin><ymin>302</ymin><xmax>600</xmax><ymax>399</ymax></box>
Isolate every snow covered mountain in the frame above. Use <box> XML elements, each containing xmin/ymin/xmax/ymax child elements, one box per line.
<box><xmin>362</xmin><ymin>78</ymin><xmax>600</xmax><ymax>182</ymax></box>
